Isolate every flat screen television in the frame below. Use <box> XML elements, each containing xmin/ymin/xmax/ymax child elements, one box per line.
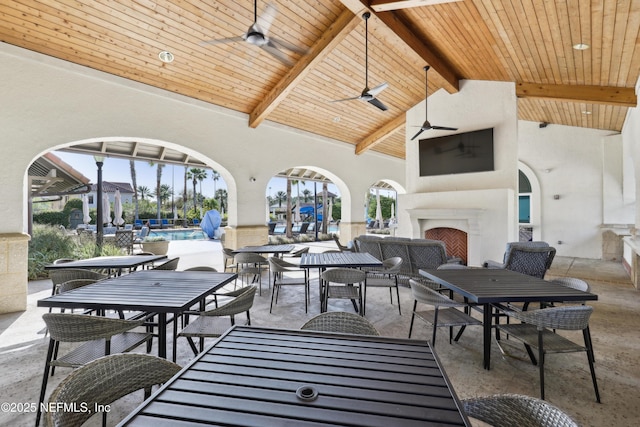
<box><xmin>418</xmin><ymin>128</ymin><xmax>494</xmax><ymax>176</ymax></box>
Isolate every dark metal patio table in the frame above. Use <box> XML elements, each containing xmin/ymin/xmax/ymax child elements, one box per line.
<box><xmin>300</xmin><ymin>252</ymin><xmax>383</xmax><ymax>312</ymax></box>
<box><xmin>44</xmin><ymin>254</ymin><xmax>168</xmax><ymax>276</ymax></box>
<box><xmin>233</xmin><ymin>244</ymin><xmax>295</xmax><ymax>257</ymax></box>
<box><xmin>117</xmin><ymin>325</ymin><xmax>471</xmax><ymax>427</ymax></box>
<box><xmin>419</xmin><ymin>268</ymin><xmax>598</xmax><ymax>370</ymax></box>
<box><xmin>37</xmin><ymin>270</ymin><xmax>236</xmax><ymax>360</ymax></box>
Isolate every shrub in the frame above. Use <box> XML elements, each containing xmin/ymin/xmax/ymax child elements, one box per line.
<box><xmin>28</xmin><ymin>224</ymin><xmax>124</xmax><ymax>279</ymax></box>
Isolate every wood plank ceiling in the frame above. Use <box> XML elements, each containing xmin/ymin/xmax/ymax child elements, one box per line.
<box><xmin>1</xmin><ymin>0</ymin><xmax>638</xmax><ymax>160</ymax></box>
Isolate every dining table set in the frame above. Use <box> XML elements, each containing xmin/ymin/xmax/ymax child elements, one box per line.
<box><xmin>35</xmin><ymin>245</ymin><xmax>600</xmax><ymax>426</ymax></box>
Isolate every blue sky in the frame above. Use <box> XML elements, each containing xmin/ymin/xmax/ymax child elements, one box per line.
<box><xmin>54</xmin><ymin>151</ymin><xmax>344</xmax><ymax>199</ymax></box>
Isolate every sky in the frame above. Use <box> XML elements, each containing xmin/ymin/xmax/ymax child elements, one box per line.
<box><xmin>53</xmin><ymin>151</ymin><xmax>349</xmax><ymax>200</ymax></box>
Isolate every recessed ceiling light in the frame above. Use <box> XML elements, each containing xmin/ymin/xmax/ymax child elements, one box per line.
<box><xmin>573</xmin><ymin>43</ymin><xmax>590</xmax><ymax>51</ymax></box>
<box><xmin>582</xmin><ymin>110</ymin><xmax>592</xmax><ymax>115</ymax></box>
<box><xmin>332</xmin><ymin>116</ymin><xmax>341</xmax><ymax>123</ymax></box>
<box><xmin>158</xmin><ymin>51</ymin><xmax>174</xmax><ymax>63</ymax></box>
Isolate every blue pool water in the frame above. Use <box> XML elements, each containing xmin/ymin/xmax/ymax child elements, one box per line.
<box><xmin>148</xmin><ymin>229</ymin><xmax>208</xmax><ymax>241</ymax></box>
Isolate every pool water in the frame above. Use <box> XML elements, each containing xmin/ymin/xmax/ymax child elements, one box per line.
<box><xmin>148</xmin><ymin>229</ymin><xmax>208</xmax><ymax>241</ymax></box>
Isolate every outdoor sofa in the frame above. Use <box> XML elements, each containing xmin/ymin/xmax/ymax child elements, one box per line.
<box><xmin>353</xmin><ymin>235</ymin><xmax>461</xmax><ymax>284</ymax></box>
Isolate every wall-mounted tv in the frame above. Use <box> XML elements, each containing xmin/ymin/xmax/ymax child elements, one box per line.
<box><xmin>418</xmin><ymin>128</ymin><xmax>494</xmax><ymax>176</ymax></box>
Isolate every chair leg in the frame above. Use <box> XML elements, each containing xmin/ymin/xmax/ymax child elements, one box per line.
<box><xmin>584</xmin><ymin>329</ymin><xmax>601</xmax><ymax>403</ymax></box>
<box><xmin>36</xmin><ymin>340</ymin><xmax>56</xmax><ymax>426</ymax></box>
<box><xmin>538</xmin><ymin>331</ymin><xmax>545</xmax><ymax>400</ymax></box>
<box><xmin>432</xmin><ymin>308</ymin><xmax>439</xmax><ymax>346</ymax></box>
<box><xmin>395</xmin><ymin>282</ymin><xmax>401</xmax><ymax>315</ymax></box>
<box><xmin>408</xmin><ymin>300</ymin><xmax>418</xmax><ymax>338</ymax></box>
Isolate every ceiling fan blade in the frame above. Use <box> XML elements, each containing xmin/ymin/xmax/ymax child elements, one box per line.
<box><xmin>431</xmin><ymin>125</ymin><xmax>458</xmax><ymax>131</ymax></box>
<box><xmin>261</xmin><ymin>43</ymin><xmax>294</xmax><ymax>66</ymax></box>
<box><xmin>367</xmin><ymin>97</ymin><xmax>388</xmax><ymax>111</ymax></box>
<box><xmin>411</xmin><ymin>128</ymin><xmax>426</xmax><ymax>141</ymax></box>
<box><xmin>367</xmin><ymin>82</ymin><xmax>388</xmax><ymax>97</ymax></box>
<box><xmin>269</xmin><ymin>36</ymin><xmax>307</xmax><ymax>54</ymax></box>
<box><xmin>199</xmin><ymin>36</ymin><xmax>245</xmax><ymax>46</ymax></box>
<box><xmin>330</xmin><ymin>95</ymin><xmax>363</xmax><ymax>103</ymax></box>
<box><xmin>256</xmin><ymin>2</ymin><xmax>278</xmax><ymax>35</ymax></box>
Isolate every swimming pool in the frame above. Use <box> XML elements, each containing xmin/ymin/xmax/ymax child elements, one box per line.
<box><xmin>148</xmin><ymin>229</ymin><xmax>208</xmax><ymax>241</ymax></box>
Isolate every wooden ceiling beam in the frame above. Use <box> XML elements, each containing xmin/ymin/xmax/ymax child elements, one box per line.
<box><xmin>355</xmin><ymin>113</ymin><xmax>406</xmax><ymax>154</ymax></box>
<box><xmin>516</xmin><ymin>83</ymin><xmax>637</xmax><ymax>107</ymax></box>
<box><xmin>369</xmin><ymin>0</ymin><xmax>463</xmax><ymax>12</ymax></box>
<box><xmin>372</xmin><ymin>10</ymin><xmax>459</xmax><ymax>93</ymax></box>
<box><xmin>249</xmin><ymin>9</ymin><xmax>362</xmax><ymax>128</ymax></box>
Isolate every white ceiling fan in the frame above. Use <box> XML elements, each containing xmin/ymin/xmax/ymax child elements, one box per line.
<box><xmin>199</xmin><ymin>0</ymin><xmax>306</xmax><ymax>67</ymax></box>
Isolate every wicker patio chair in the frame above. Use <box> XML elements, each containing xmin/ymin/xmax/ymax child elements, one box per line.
<box><xmin>177</xmin><ymin>285</ymin><xmax>257</xmax><ymax>356</ymax></box>
<box><xmin>321</xmin><ymin>268</ymin><xmax>366</xmax><ymax>316</ymax></box>
<box><xmin>268</xmin><ymin>257</ymin><xmax>309</xmax><ymax>313</ymax></box>
<box><xmin>153</xmin><ymin>257</ymin><xmax>180</xmax><ymax>270</ymax></box>
<box><xmin>235</xmin><ymin>252</ymin><xmax>269</xmax><ymax>295</ymax></box>
<box><xmin>484</xmin><ymin>241</ymin><xmax>556</xmax><ymax>279</ymax></box>
<box><xmin>497</xmin><ymin>305</ymin><xmax>600</xmax><ymax>402</ymax></box>
<box><xmin>408</xmin><ymin>279</ymin><xmax>481</xmax><ymax>346</ymax></box>
<box><xmin>48</xmin><ymin>269</ymin><xmax>107</xmax><ymax>296</ymax></box>
<box><xmin>36</xmin><ymin>313</ymin><xmax>152</xmax><ymax>426</ymax></box>
<box><xmin>184</xmin><ymin>266</ymin><xmax>218</xmax><ymax>271</ymax></box>
<box><xmin>462</xmin><ymin>394</ymin><xmax>579</xmax><ymax>427</ymax></box>
<box><xmin>222</xmin><ymin>247</ymin><xmax>238</xmax><ymax>273</ymax></box>
<box><xmin>286</xmin><ymin>246</ymin><xmax>310</xmax><ymax>258</ymax></box>
<box><xmin>300</xmin><ymin>311</ymin><xmax>380</xmax><ymax>336</ymax></box>
<box><xmin>44</xmin><ymin>353</ymin><xmax>181</xmax><ymax>427</ymax></box>
<box><xmin>332</xmin><ymin>234</ymin><xmax>354</xmax><ymax>252</ymax></box>
<box><xmin>364</xmin><ymin>256</ymin><xmax>403</xmax><ymax>315</ymax></box>
<box><xmin>114</xmin><ymin>229</ymin><xmax>134</xmax><ymax>254</ymax></box>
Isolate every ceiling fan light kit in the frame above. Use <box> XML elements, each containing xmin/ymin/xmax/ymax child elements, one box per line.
<box><xmin>411</xmin><ymin>65</ymin><xmax>458</xmax><ymax>140</ymax></box>
<box><xmin>330</xmin><ymin>12</ymin><xmax>389</xmax><ymax>111</ymax></box>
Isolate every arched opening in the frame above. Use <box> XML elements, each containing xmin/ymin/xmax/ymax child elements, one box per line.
<box><xmin>518</xmin><ymin>161</ymin><xmax>542</xmax><ymax>242</ymax></box>
<box><xmin>28</xmin><ymin>138</ymin><xmax>235</xmax><ymax>239</ymax></box>
<box><xmin>266</xmin><ymin>166</ymin><xmax>345</xmax><ymax>240</ymax></box>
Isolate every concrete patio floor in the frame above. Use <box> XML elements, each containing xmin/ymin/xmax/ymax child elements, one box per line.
<box><xmin>1</xmin><ymin>239</ymin><xmax>639</xmax><ymax>426</ymax></box>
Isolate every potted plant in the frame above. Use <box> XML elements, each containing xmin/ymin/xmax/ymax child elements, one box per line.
<box><xmin>141</xmin><ymin>235</ymin><xmax>169</xmax><ymax>255</ymax></box>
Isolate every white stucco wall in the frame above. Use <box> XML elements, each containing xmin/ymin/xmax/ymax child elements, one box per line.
<box><xmin>0</xmin><ymin>42</ymin><xmax>404</xmax><ymax>235</ymax></box>
<box><xmin>399</xmin><ymin>80</ymin><xmax>519</xmax><ymax>264</ymax></box>
<box><xmin>517</xmin><ymin>121</ymin><xmax>622</xmax><ymax>258</ymax></box>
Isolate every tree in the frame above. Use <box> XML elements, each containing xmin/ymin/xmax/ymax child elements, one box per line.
<box><xmin>129</xmin><ymin>160</ymin><xmax>139</xmax><ymax>220</ymax></box>
<box><xmin>187</xmin><ymin>168</ymin><xmax>207</xmax><ymax>214</ymax></box>
<box><xmin>215</xmin><ymin>188</ymin><xmax>228</xmax><ymax>213</ymax></box>
<box><xmin>285</xmin><ymin>179</ymin><xmax>293</xmax><ymax>238</ymax></box>
<box><xmin>302</xmin><ymin>189</ymin><xmax>312</xmax><ymax>202</ymax></box>
<box><xmin>321</xmin><ymin>182</ymin><xmax>328</xmax><ymax>234</ymax></box>
<box><xmin>156</xmin><ymin>184</ymin><xmax>172</xmax><ymax>206</ymax></box>
<box><xmin>148</xmin><ymin>162</ymin><xmax>165</xmax><ymax>220</ymax></box>
<box><xmin>137</xmin><ymin>185</ymin><xmax>151</xmax><ymax>201</ymax></box>
<box><xmin>275</xmin><ymin>191</ymin><xmax>287</xmax><ymax>207</ymax></box>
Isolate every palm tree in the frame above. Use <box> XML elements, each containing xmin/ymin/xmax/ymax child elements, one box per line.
<box><xmin>302</xmin><ymin>189</ymin><xmax>312</xmax><ymax>202</ymax></box>
<box><xmin>149</xmin><ymin>162</ymin><xmax>165</xmax><ymax>220</ymax></box>
<box><xmin>129</xmin><ymin>160</ymin><xmax>139</xmax><ymax>220</ymax></box>
<box><xmin>137</xmin><ymin>185</ymin><xmax>151</xmax><ymax>201</ymax></box>
<box><xmin>183</xmin><ymin>166</ymin><xmax>188</xmax><ymax>222</ymax></box>
<box><xmin>157</xmin><ymin>184</ymin><xmax>172</xmax><ymax>206</ymax></box>
<box><xmin>211</xmin><ymin>169</ymin><xmax>221</xmax><ymax>209</ymax></box>
<box><xmin>285</xmin><ymin>179</ymin><xmax>293</xmax><ymax>238</ymax></box>
<box><xmin>321</xmin><ymin>182</ymin><xmax>328</xmax><ymax>234</ymax></box>
<box><xmin>275</xmin><ymin>191</ymin><xmax>287</xmax><ymax>207</ymax></box>
<box><xmin>291</xmin><ymin>179</ymin><xmax>305</xmax><ymax>222</ymax></box>
<box><xmin>215</xmin><ymin>189</ymin><xmax>228</xmax><ymax>213</ymax></box>
<box><xmin>187</xmin><ymin>168</ymin><xmax>208</xmax><ymax>213</ymax></box>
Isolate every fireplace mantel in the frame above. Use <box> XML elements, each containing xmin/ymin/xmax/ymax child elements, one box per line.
<box><xmin>406</xmin><ymin>208</ymin><xmax>484</xmax><ymax>235</ymax></box>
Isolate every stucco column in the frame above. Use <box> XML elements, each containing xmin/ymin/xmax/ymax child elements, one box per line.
<box><xmin>0</xmin><ymin>233</ymin><xmax>30</xmax><ymax>314</ymax></box>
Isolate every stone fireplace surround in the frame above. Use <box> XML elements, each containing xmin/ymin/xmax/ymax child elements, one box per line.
<box><xmin>399</xmin><ymin>189</ymin><xmax>516</xmax><ymax>267</ymax></box>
